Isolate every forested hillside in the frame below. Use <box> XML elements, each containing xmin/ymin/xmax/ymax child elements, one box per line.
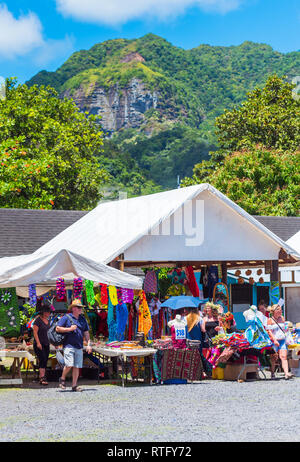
<box><xmin>27</xmin><ymin>34</ymin><xmax>300</xmax><ymax>192</ymax></box>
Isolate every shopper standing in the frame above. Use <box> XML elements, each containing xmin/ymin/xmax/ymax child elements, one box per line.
<box><xmin>33</xmin><ymin>304</ymin><xmax>51</xmax><ymax>386</ymax></box>
<box><xmin>56</xmin><ymin>299</ymin><xmax>92</xmax><ymax>391</ymax></box>
<box><xmin>266</xmin><ymin>304</ymin><xmax>293</xmax><ymax>380</ymax></box>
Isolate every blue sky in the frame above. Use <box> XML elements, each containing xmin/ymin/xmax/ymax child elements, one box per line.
<box><xmin>0</xmin><ymin>0</ymin><xmax>299</xmax><ymax>83</ymax></box>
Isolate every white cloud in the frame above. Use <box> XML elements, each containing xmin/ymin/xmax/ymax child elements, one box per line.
<box><xmin>0</xmin><ymin>4</ymin><xmax>75</xmax><ymax>65</ymax></box>
<box><xmin>56</xmin><ymin>0</ymin><xmax>243</xmax><ymax>25</ymax></box>
<box><xmin>0</xmin><ymin>4</ymin><xmax>43</xmax><ymax>58</ymax></box>
<box><xmin>33</xmin><ymin>35</ymin><xmax>75</xmax><ymax>67</ymax></box>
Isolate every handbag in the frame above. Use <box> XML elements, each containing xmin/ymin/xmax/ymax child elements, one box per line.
<box><xmin>272</xmin><ymin>318</ymin><xmax>291</xmax><ymax>343</ymax></box>
<box><xmin>47</xmin><ymin>314</ymin><xmax>73</xmax><ymax>347</ymax></box>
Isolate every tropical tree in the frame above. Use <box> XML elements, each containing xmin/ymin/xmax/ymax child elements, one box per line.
<box><xmin>0</xmin><ymin>78</ymin><xmax>108</xmax><ymax>210</ymax></box>
<box><xmin>182</xmin><ymin>76</ymin><xmax>300</xmax><ymax>215</ymax></box>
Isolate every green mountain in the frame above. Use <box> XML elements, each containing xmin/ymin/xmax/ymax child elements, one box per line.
<box><xmin>27</xmin><ymin>34</ymin><xmax>300</xmax><ymax>191</ymax></box>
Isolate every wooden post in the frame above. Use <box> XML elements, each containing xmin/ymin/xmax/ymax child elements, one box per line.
<box><xmin>118</xmin><ymin>254</ymin><xmax>124</xmax><ymax>272</ymax></box>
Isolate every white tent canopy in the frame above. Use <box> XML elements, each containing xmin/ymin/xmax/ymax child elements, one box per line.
<box><xmin>0</xmin><ymin>249</ymin><xmax>143</xmax><ymax>289</ymax></box>
<box><xmin>35</xmin><ymin>184</ymin><xmax>300</xmax><ymax>265</ymax></box>
<box><xmin>287</xmin><ymin>231</ymin><xmax>300</xmax><ymax>255</ymax></box>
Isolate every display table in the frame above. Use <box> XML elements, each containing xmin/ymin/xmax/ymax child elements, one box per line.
<box><xmin>0</xmin><ymin>350</ymin><xmax>35</xmax><ymax>385</ymax></box>
<box><xmin>153</xmin><ymin>348</ymin><xmax>203</xmax><ymax>384</ymax></box>
<box><xmin>92</xmin><ymin>346</ymin><xmax>157</xmax><ymax>387</ymax></box>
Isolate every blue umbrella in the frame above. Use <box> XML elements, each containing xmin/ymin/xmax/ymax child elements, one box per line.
<box><xmin>161</xmin><ymin>296</ymin><xmax>209</xmax><ymax>310</ymax></box>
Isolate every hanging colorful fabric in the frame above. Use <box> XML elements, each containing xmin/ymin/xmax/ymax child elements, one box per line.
<box><xmin>184</xmin><ymin>266</ymin><xmax>200</xmax><ymax>297</ymax></box>
<box><xmin>116</xmin><ymin>303</ymin><xmax>129</xmax><ymax>341</ymax></box>
<box><xmin>121</xmin><ymin>288</ymin><xmax>134</xmax><ymax>304</ymax></box>
<box><xmin>144</xmin><ymin>270</ymin><xmax>158</xmax><ymax>293</ymax></box>
<box><xmin>0</xmin><ymin>288</ymin><xmax>20</xmax><ymax>337</ymax></box>
<box><xmin>28</xmin><ymin>284</ymin><xmax>37</xmax><ymax>307</ymax></box>
<box><xmin>108</xmin><ymin>286</ymin><xmax>118</xmax><ymax>306</ymax></box>
<box><xmin>73</xmin><ymin>278</ymin><xmax>83</xmax><ymax>299</ymax></box>
<box><xmin>85</xmin><ymin>280</ymin><xmax>95</xmax><ymax>306</ymax></box>
<box><xmin>270</xmin><ymin>281</ymin><xmax>280</xmax><ymax>305</ymax></box>
<box><xmin>107</xmin><ymin>298</ymin><xmax>117</xmax><ymax>342</ymax></box>
<box><xmin>100</xmin><ymin>284</ymin><xmax>108</xmax><ymax>304</ymax></box>
<box><xmin>56</xmin><ymin>278</ymin><xmax>66</xmax><ymax>302</ymax></box>
<box><xmin>138</xmin><ymin>290</ymin><xmax>152</xmax><ymax>337</ymax></box>
<box><xmin>117</xmin><ymin>288</ymin><xmax>123</xmax><ymax>304</ymax></box>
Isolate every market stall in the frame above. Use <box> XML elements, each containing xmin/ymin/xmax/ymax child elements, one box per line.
<box><xmin>1</xmin><ymin>184</ymin><xmax>300</xmax><ymax>386</ymax></box>
<box><xmin>0</xmin><ymin>248</ymin><xmax>146</xmax><ymax>385</ymax></box>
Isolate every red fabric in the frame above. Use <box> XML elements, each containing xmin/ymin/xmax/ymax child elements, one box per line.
<box><xmin>128</xmin><ymin>311</ymin><xmax>133</xmax><ymax>341</ymax></box>
<box><xmin>184</xmin><ymin>266</ymin><xmax>200</xmax><ymax>297</ymax></box>
<box><xmin>100</xmin><ymin>284</ymin><xmax>108</xmax><ymax>304</ymax></box>
<box><xmin>96</xmin><ymin>310</ymin><xmax>108</xmax><ymax>337</ymax></box>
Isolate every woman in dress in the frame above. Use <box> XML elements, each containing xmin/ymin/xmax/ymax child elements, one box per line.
<box><xmin>33</xmin><ymin>304</ymin><xmax>51</xmax><ymax>385</ymax></box>
<box><xmin>266</xmin><ymin>304</ymin><xmax>293</xmax><ymax>380</ymax></box>
<box><xmin>202</xmin><ymin>303</ymin><xmax>222</xmax><ymax>341</ymax></box>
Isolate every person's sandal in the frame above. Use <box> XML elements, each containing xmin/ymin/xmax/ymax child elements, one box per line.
<box><xmin>59</xmin><ymin>377</ymin><xmax>66</xmax><ymax>390</ymax></box>
<box><xmin>39</xmin><ymin>376</ymin><xmax>48</xmax><ymax>386</ymax></box>
<box><xmin>72</xmin><ymin>386</ymin><xmax>83</xmax><ymax>392</ymax></box>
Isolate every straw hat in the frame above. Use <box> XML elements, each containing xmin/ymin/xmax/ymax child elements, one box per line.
<box><xmin>69</xmin><ymin>298</ymin><xmax>86</xmax><ymax>309</ymax></box>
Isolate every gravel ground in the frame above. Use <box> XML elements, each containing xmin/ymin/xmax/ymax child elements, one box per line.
<box><xmin>0</xmin><ymin>377</ymin><xmax>300</xmax><ymax>442</ymax></box>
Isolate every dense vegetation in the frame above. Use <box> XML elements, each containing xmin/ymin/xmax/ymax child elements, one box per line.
<box><xmin>26</xmin><ymin>35</ymin><xmax>300</xmax><ymax>196</ymax></box>
<box><xmin>0</xmin><ymin>79</ymin><xmax>108</xmax><ymax>210</ymax></box>
<box><xmin>183</xmin><ymin>76</ymin><xmax>300</xmax><ymax>216</ymax></box>
<box><xmin>28</xmin><ymin>34</ymin><xmax>300</xmax><ymax>135</ymax></box>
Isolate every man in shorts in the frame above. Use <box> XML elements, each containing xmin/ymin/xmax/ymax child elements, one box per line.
<box><xmin>56</xmin><ymin>299</ymin><xmax>92</xmax><ymax>391</ymax></box>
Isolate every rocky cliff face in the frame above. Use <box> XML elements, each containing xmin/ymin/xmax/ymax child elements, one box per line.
<box><xmin>62</xmin><ymin>78</ymin><xmax>159</xmax><ymax>132</ymax></box>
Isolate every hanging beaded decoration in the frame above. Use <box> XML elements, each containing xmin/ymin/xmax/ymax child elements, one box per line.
<box><xmin>56</xmin><ymin>277</ymin><xmax>66</xmax><ymax>302</ymax></box>
<box><xmin>73</xmin><ymin>278</ymin><xmax>83</xmax><ymax>299</ymax></box>
<box><xmin>28</xmin><ymin>284</ymin><xmax>37</xmax><ymax>307</ymax></box>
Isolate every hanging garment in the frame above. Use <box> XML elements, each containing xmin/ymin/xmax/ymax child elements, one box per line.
<box><xmin>208</xmin><ymin>266</ymin><xmax>219</xmax><ymax>298</ymax></box>
<box><xmin>200</xmin><ymin>267</ymin><xmax>209</xmax><ymax>298</ymax></box>
<box><xmin>96</xmin><ymin>310</ymin><xmax>108</xmax><ymax>337</ymax></box>
<box><xmin>108</xmin><ymin>286</ymin><xmax>118</xmax><ymax>306</ymax></box>
<box><xmin>143</xmin><ymin>270</ymin><xmax>158</xmax><ymax>293</ymax></box>
<box><xmin>117</xmin><ymin>288</ymin><xmax>123</xmax><ymax>304</ymax></box>
<box><xmin>121</xmin><ymin>288</ymin><xmax>134</xmax><ymax>304</ymax></box>
<box><xmin>184</xmin><ymin>266</ymin><xmax>200</xmax><ymax>297</ymax></box>
<box><xmin>87</xmin><ymin>311</ymin><xmax>97</xmax><ymax>336</ymax></box>
<box><xmin>116</xmin><ymin>303</ymin><xmax>128</xmax><ymax>341</ymax></box>
<box><xmin>107</xmin><ymin>299</ymin><xmax>117</xmax><ymax>342</ymax></box>
<box><xmin>0</xmin><ymin>288</ymin><xmax>20</xmax><ymax>337</ymax></box>
<box><xmin>100</xmin><ymin>284</ymin><xmax>108</xmax><ymax>305</ymax></box>
<box><xmin>168</xmin><ymin>268</ymin><xmax>186</xmax><ymax>285</ymax></box>
<box><xmin>85</xmin><ymin>280</ymin><xmax>95</xmax><ymax>305</ymax></box>
<box><xmin>138</xmin><ymin>290</ymin><xmax>152</xmax><ymax>337</ymax></box>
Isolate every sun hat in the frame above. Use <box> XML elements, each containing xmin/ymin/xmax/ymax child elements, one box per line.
<box><xmin>69</xmin><ymin>298</ymin><xmax>86</xmax><ymax>309</ymax></box>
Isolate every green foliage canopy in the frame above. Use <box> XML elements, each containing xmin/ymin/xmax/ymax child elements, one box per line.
<box><xmin>0</xmin><ymin>79</ymin><xmax>108</xmax><ymax>210</ymax></box>
<box><xmin>183</xmin><ymin>76</ymin><xmax>300</xmax><ymax>216</ymax></box>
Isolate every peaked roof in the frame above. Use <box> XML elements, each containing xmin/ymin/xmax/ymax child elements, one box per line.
<box><xmin>0</xmin><ymin>208</ymin><xmax>87</xmax><ymax>257</ymax></box>
<box><xmin>253</xmin><ymin>216</ymin><xmax>300</xmax><ymax>241</ymax></box>
<box><xmin>36</xmin><ymin>184</ymin><xmax>300</xmax><ymax>264</ymax></box>
<box><xmin>286</xmin><ymin>231</ymin><xmax>300</xmax><ymax>254</ymax></box>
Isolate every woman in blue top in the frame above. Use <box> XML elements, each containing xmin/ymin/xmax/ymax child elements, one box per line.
<box><xmin>186</xmin><ymin>307</ymin><xmax>205</xmax><ymax>344</ymax></box>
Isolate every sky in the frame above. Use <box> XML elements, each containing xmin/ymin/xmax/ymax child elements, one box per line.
<box><xmin>0</xmin><ymin>0</ymin><xmax>299</xmax><ymax>83</ymax></box>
